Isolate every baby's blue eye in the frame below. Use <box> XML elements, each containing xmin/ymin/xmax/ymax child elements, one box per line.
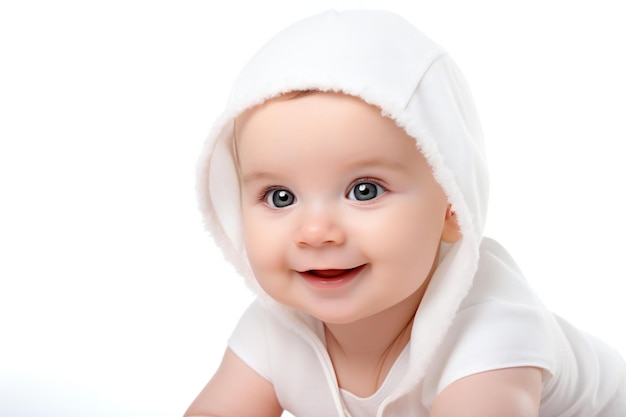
<box><xmin>266</xmin><ymin>189</ymin><xmax>296</xmax><ymax>208</ymax></box>
<box><xmin>347</xmin><ymin>181</ymin><xmax>385</xmax><ymax>201</ymax></box>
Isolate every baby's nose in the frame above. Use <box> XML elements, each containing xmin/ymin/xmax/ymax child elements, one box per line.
<box><xmin>294</xmin><ymin>212</ymin><xmax>346</xmax><ymax>248</ymax></box>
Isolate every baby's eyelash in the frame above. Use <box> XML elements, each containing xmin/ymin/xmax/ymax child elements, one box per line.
<box><xmin>350</xmin><ymin>177</ymin><xmax>386</xmax><ymax>189</ymax></box>
<box><xmin>256</xmin><ymin>186</ymin><xmax>281</xmax><ymax>202</ymax></box>
<box><xmin>257</xmin><ymin>186</ymin><xmax>296</xmax><ymax>202</ymax></box>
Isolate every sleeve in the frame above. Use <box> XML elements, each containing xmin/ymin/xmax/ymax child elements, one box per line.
<box><xmin>227</xmin><ymin>300</ymin><xmax>273</xmax><ymax>382</ymax></box>
<box><xmin>422</xmin><ymin>239</ymin><xmax>557</xmax><ymax>402</ymax></box>
<box><xmin>226</xmin><ymin>301</ymin><xmax>342</xmax><ymax>415</ymax></box>
<box><xmin>431</xmin><ymin>299</ymin><xmax>556</xmax><ymax>392</ymax></box>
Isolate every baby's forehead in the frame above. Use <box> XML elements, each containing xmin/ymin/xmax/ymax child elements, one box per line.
<box><xmin>236</xmin><ymin>90</ymin><xmax>330</xmax><ymax>124</ymax></box>
<box><xmin>234</xmin><ymin>90</ymin><xmax>404</xmax><ymax>140</ymax></box>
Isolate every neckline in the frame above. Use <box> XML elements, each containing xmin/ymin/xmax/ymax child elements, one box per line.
<box><xmin>339</xmin><ymin>343</ymin><xmax>410</xmax><ymax>407</ymax></box>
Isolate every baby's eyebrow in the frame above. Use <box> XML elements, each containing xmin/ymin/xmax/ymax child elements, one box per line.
<box><xmin>346</xmin><ymin>157</ymin><xmax>408</xmax><ymax>172</ymax></box>
<box><xmin>240</xmin><ymin>170</ymin><xmax>278</xmax><ymax>184</ymax></box>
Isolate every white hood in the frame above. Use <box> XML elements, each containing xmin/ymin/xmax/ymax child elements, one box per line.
<box><xmin>197</xmin><ymin>9</ymin><xmax>489</xmax><ymax>397</ymax></box>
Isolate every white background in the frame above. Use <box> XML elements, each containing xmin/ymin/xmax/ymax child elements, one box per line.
<box><xmin>1</xmin><ymin>1</ymin><xmax>625</xmax><ymax>416</ymax></box>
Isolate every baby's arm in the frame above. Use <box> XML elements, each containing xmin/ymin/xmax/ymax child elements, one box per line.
<box><xmin>184</xmin><ymin>348</ymin><xmax>283</xmax><ymax>417</ymax></box>
<box><xmin>430</xmin><ymin>366</ymin><xmax>542</xmax><ymax>417</ymax></box>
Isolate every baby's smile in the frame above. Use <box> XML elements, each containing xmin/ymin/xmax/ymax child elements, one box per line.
<box><xmin>296</xmin><ymin>265</ymin><xmax>368</xmax><ymax>289</ymax></box>
<box><xmin>305</xmin><ymin>265</ymin><xmax>366</xmax><ymax>279</ymax></box>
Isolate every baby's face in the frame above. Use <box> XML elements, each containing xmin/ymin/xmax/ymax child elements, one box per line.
<box><xmin>236</xmin><ymin>91</ymin><xmax>458</xmax><ymax>324</ymax></box>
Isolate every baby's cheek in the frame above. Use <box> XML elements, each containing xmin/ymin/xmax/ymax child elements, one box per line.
<box><xmin>243</xmin><ymin>230</ymin><xmax>268</xmax><ymax>271</ymax></box>
<box><xmin>378</xmin><ymin>212</ymin><xmax>441</xmax><ymax>261</ymax></box>
<box><xmin>244</xmin><ymin>230</ymin><xmax>280</xmax><ymax>275</ymax></box>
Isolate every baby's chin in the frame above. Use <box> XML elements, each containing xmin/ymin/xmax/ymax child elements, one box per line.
<box><xmin>284</xmin><ymin>301</ymin><xmax>403</xmax><ymax>327</ymax></box>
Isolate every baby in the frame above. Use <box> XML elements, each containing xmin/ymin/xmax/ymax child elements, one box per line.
<box><xmin>185</xmin><ymin>10</ymin><xmax>625</xmax><ymax>417</ymax></box>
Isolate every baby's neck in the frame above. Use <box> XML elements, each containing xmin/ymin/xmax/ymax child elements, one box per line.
<box><xmin>323</xmin><ymin>289</ymin><xmax>422</xmax><ymax>397</ymax></box>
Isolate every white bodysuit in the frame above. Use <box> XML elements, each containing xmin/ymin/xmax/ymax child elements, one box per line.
<box><xmin>197</xmin><ymin>9</ymin><xmax>626</xmax><ymax>416</ymax></box>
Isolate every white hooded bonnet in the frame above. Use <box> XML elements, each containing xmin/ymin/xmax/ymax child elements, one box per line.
<box><xmin>197</xmin><ymin>9</ymin><xmax>489</xmax><ymax>392</ymax></box>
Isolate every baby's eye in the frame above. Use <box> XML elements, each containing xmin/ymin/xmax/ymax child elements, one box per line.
<box><xmin>265</xmin><ymin>188</ymin><xmax>296</xmax><ymax>208</ymax></box>
<box><xmin>347</xmin><ymin>181</ymin><xmax>386</xmax><ymax>201</ymax></box>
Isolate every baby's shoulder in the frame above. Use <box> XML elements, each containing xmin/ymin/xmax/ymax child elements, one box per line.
<box><xmin>464</xmin><ymin>237</ymin><xmax>543</xmax><ymax>308</ymax></box>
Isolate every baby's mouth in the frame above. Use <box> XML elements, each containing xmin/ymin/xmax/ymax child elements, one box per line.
<box><xmin>306</xmin><ymin>265</ymin><xmax>365</xmax><ymax>279</ymax></box>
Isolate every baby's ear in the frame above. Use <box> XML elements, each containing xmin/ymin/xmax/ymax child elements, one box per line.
<box><xmin>441</xmin><ymin>205</ymin><xmax>462</xmax><ymax>243</ymax></box>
